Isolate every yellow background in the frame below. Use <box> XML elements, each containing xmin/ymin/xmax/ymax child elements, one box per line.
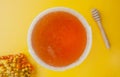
<box><xmin>0</xmin><ymin>0</ymin><xmax>120</xmax><ymax>77</ymax></box>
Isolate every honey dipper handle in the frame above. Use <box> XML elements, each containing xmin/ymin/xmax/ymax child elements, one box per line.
<box><xmin>97</xmin><ymin>21</ymin><xmax>110</xmax><ymax>49</ymax></box>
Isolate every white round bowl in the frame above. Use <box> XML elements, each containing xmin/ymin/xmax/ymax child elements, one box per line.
<box><xmin>27</xmin><ymin>7</ymin><xmax>92</xmax><ymax>71</ymax></box>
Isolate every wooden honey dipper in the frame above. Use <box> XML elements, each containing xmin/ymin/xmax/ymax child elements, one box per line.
<box><xmin>91</xmin><ymin>8</ymin><xmax>110</xmax><ymax>49</ymax></box>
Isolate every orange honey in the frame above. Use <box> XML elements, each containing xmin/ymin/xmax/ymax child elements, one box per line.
<box><xmin>31</xmin><ymin>11</ymin><xmax>87</xmax><ymax>67</ymax></box>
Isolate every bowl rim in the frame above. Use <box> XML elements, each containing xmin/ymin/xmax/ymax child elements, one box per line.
<box><xmin>27</xmin><ymin>7</ymin><xmax>92</xmax><ymax>71</ymax></box>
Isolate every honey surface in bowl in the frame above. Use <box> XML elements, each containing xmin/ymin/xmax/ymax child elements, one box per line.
<box><xmin>32</xmin><ymin>11</ymin><xmax>87</xmax><ymax>67</ymax></box>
